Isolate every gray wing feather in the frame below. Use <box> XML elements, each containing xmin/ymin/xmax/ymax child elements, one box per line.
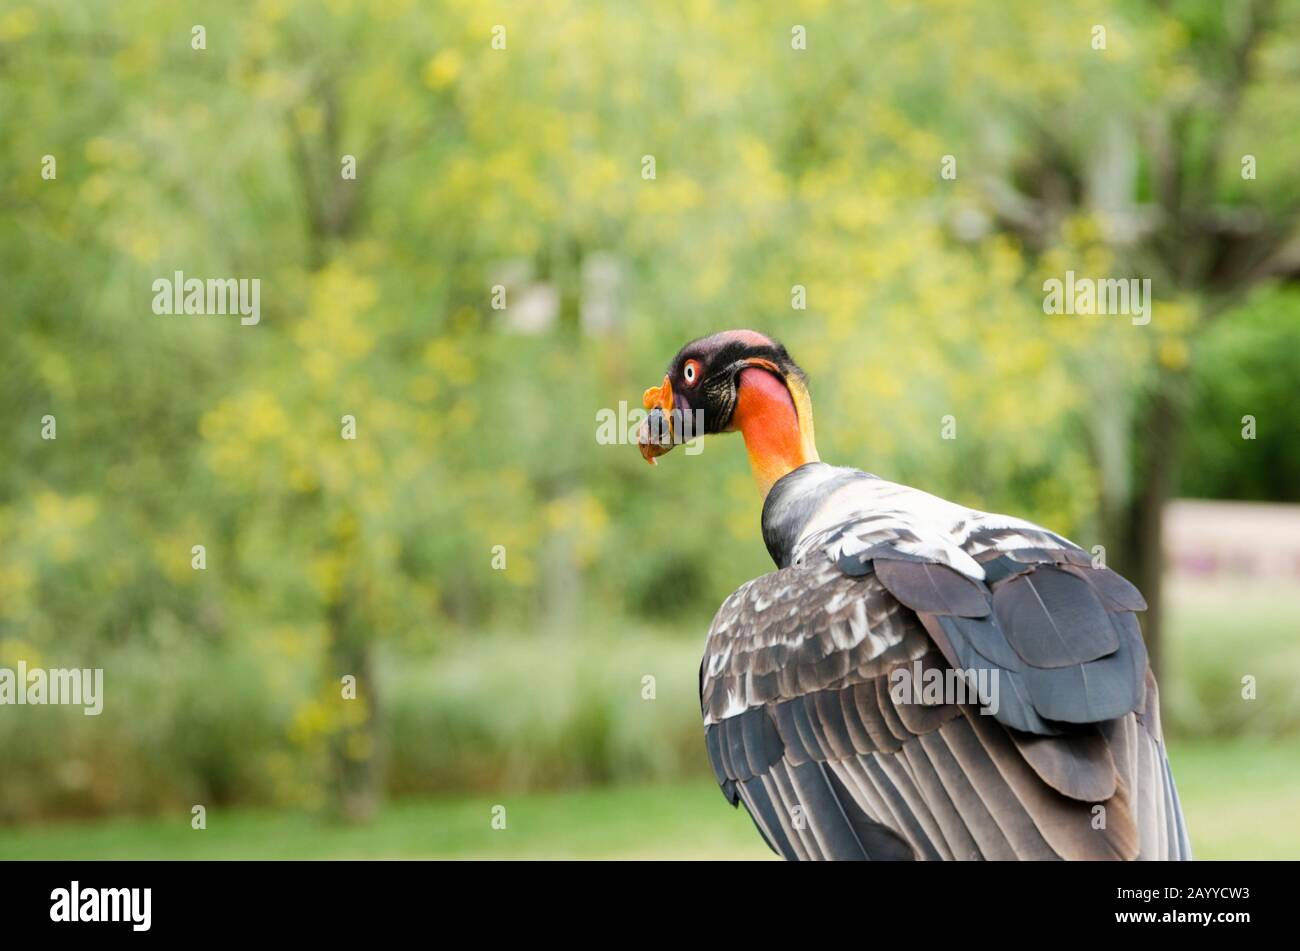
<box><xmin>701</xmin><ymin>514</ymin><xmax>1191</xmax><ymax>860</ymax></box>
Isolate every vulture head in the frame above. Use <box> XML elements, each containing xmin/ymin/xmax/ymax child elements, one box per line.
<box><xmin>637</xmin><ymin>329</ymin><xmax>820</xmax><ymax>497</ymax></box>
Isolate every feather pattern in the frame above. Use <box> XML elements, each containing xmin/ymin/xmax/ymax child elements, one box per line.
<box><xmin>702</xmin><ymin>463</ymin><xmax>1190</xmax><ymax>860</ymax></box>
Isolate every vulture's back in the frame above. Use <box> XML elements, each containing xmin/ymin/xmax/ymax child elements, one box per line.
<box><xmin>700</xmin><ymin>463</ymin><xmax>1191</xmax><ymax>860</ymax></box>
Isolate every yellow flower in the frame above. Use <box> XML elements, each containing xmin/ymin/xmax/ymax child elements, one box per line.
<box><xmin>0</xmin><ymin>567</ymin><xmax>34</xmax><ymax>620</ymax></box>
<box><xmin>424</xmin><ymin>338</ymin><xmax>476</xmax><ymax>385</ymax></box>
<box><xmin>424</xmin><ymin>49</ymin><xmax>464</xmax><ymax>90</ymax></box>
<box><xmin>79</xmin><ymin>175</ymin><xmax>112</xmax><ymax>207</ymax></box>
<box><xmin>293</xmin><ymin>105</ymin><xmax>323</xmax><ymax>136</ymax></box>
<box><xmin>128</xmin><ymin>232</ymin><xmax>159</xmax><ymax>263</ymax></box>
<box><xmin>0</xmin><ymin>7</ymin><xmax>36</xmax><ymax>42</ymax></box>
<box><xmin>0</xmin><ymin>638</ymin><xmax>42</xmax><ymax>668</ymax></box>
<box><xmin>85</xmin><ymin>138</ymin><xmax>115</xmax><ymax>165</ymax></box>
<box><xmin>1158</xmin><ymin>337</ymin><xmax>1189</xmax><ymax>371</ymax></box>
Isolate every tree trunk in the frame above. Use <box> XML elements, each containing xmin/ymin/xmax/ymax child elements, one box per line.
<box><xmin>1114</xmin><ymin>375</ymin><xmax>1187</xmax><ymax>681</ymax></box>
<box><xmin>326</xmin><ymin>588</ymin><xmax>381</xmax><ymax>823</ymax></box>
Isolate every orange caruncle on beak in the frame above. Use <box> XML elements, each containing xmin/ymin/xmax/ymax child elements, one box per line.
<box><xmin>637</xmin><ymin>374</ymin><xmax>675</xmax><ymax>465</ymax></box>
<box><xmin>642</xmin><ymin>375</ymin><xmax>674</xmax><ymax>415</ymax></box>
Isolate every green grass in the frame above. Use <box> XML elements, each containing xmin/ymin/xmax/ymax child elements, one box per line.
<box><xmin>1</xmin><ymin>737</ymin><xmax>1296</xmax><ymax>860</ymax></box>
<box><xmin>0</xmin><ymin>780</ymin><xmax>772</xmax><ymax>861</ymax></box>
<box><xmin>1163</xmin><ymin>578</ymin><xmax>1300</xmax><ymax>737</ymax></box>
<box><xmin>1167</xmin><ymin>737</ymin><xmax>1300</xmax><ymax>860</ymax></box>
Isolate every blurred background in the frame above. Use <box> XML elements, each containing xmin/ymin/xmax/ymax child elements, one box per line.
<box><xmin>1</xmin><ymin>0</ymin><xmax>1298</xmax><ymax>859</ymax></box>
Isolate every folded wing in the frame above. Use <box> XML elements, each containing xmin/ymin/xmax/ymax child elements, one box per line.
<box><xmin>701</xmin><ymin>518</ymin><xmax>1191</xmax><ymax>861</ymax></box>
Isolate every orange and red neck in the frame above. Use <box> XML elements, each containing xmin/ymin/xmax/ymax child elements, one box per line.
<box><xmin>730</xmin><ymin>366</ymin><xmax>820</xmax><ymax>499</ymax></box>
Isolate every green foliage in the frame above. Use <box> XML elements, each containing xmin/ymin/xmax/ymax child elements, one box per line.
<box><xmin>1180</xmin><ymin>288</ymin><xmax>1300</xmax><ymax>501</ymax></box>
<box><xmin>2</xmin><ymin>580</ymin><xmax>1296</xmax><ymax>822</ymax></box>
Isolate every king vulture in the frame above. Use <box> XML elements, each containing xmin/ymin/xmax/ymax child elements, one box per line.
<box><xmin>637</xmin><ymin>329</ymin><xmax>1191</xmax><ymax>861</ymax></box>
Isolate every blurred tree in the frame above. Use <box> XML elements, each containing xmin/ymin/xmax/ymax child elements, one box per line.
<box><xmin>1180</xmin><ymin>288</ymin><xmax>1300</xmax><ymax>501</ymax></box>
<box><xmin>3</xmin><ymin>0</ymin><xmax>1299</xmax><ymax>820</ymax></box>
<box><xmin>973</xmin><ymin>0</ymin><xmax>1300</xmax><ymax>672</ymax></box>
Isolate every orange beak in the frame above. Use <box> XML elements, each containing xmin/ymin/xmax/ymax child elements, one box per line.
<box><xmin>637</xmin><ymin>375</ymin><xmax>675</xmax><ymax>465</ymax></box>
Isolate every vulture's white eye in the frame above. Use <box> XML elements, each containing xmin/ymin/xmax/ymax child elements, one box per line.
<box><xmin>683</xmin><ymin>360</ymin><xmax>700</xmax><ymax>385</ymax></box>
